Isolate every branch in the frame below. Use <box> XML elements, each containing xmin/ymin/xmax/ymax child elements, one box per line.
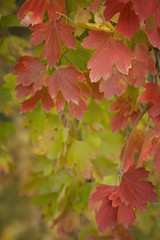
<box><xmin>119</xmin><ymin>102</ymin><xmax>151</xmax><ymax>173</ymax></box>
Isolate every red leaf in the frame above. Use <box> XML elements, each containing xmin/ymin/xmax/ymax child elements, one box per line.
<box><xmin>134</xmin><ymin>44</ymin><xmax>156</xmax><ymax>75</ymax></box>
<box><xmin>14</xmin><ymin>56</ymin><xmax>46</xmax><ymax>92</ymax></box>
<box><xmin>15</xmin><ymin>84</ymin><xmax>34</xmax><ymax>98</ymax></box>
<box><xmin>137</xmin><ymin>129</ymin><xmax>155</xmax><ymax>167</ymax></box>
<box><xmin>104</xmin><ymin>0</ymin><xmax>139</xmax><ymax>40</ymax></box>
<box><xmin>118</xmin><ymin>203</ymin><xmax>136</xmax><ymax>227</ymax></box>
<box><xmin>20</xmin><ymin>86</ymin><xmax>54</xmax><ymax>113</ymax></box>
<box><xmin>120</xmin><ymin>129</ymin><xmax>145</xmax><ymax>171</ymax></box>
<box><xmin>89</xmin><ymin>165</ymin><xmax>157</xmax><ymax>232</ymax></box>
<box><xmin>99</xmin><ymin>66</ymin><xmax>127</xmax><ymax>100</ymax></box>
<box><xmin>46</xmin><ymin>66</ymin><xmax>86</xmax><ymax>103</ymax></box>
<box><xmin>116</xmin><ymin>165</ymin><xmax>158</xmax><ymax>211</ymax></box>
<box><xmin>140</xmin><ymin>83</ymin><xmax>160</xmax><ymax>123</ymax></box>
<box><xmin>30</xmin><ymin>20</ymin><xmax>76</xmax><ymax>67</ymax></box>
<box><xmin>104</xmin><ymin>0</ymin><xmax>158</xmax><ymax>39</ymax></box>
<box><xmin>68</xmin><ymin>98</ymin><xmax>87</xmax><ymax>121</ymax></box>
<box><xmin>147</xmin><ymin>27</ymin><xmax>160</xmax><ymax>49</ymax></box>
<box><xmin>109</xmin><ymin>96</ymin><xmax>140</xmax><ymax>133</ymax></box>
<box><xmin>133</xmin><ymin>0</ymin><xmax>158</xmax><ymax>20</ymax></box>
<box><xmin>18</xmin><ymin>0</ymin><xmax>65</xmax><ymax>26</ymax></box>
<box><xmin>96</xmin><ymin>199</ymin><xmax>118</xmax><ymax>232</ymax></box>
<box><xmin>82</xmin><ymin>30</ymin><xmax>134</xmax><ymax>82</ymax></box>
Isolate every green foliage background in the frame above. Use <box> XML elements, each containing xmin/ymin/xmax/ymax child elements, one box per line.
<box><xmin>0</xmin><ymin>0</ymin><xmax>160</xmax><ymax>239</ymax></box>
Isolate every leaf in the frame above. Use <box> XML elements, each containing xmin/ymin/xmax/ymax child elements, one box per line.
<box><xmin>46</xmin><ymin>65</ymin><xmax>85</xmax><ymax>103</ymax></box>
<box><xmin>38</xmin><ymin>127</ymin><xmax>68</xmax><ymax>160</ymax></box>
<box><xmin>18</xmin><ymin>0</ymin><xmax>65</xmax><ymax>26</ymax></box>
<box><xmin>140</xmin><ymin>83</ymin><xmax>160</xmax><ymax>124</ymax></box>
<box><xmin>120</xmin><ymin>129</ymin><xmax>145</xmax><ymax>171</ymax></box>
<box><xmin>61</xmin><ymin>41</ymin><xmax>93</xmax><ymax>71</ymax></box>
<box><xmin>89</xmin><ymin>165</ymin><xmax>157</xmax><ymax>232</ymax></box>
<box><xmin>133</xmin><ymin>0</ymin><xmax>158</xmax><ymax>20</ymax></box>
<box><xmin>116</xmin><ymin>165</ymin><xmax>158</xmax><ymax>211</ymax></box>
<box><xmin>82</xmin><ymin>30</ymin><xmax>134</xmax><ymax>82</ymax></box>
<box><xmin>104</xmin><ymin>0</ymin><xmax>140</xmax><ymax>40</ymax></box>
<box><xmin>20</xmin><ymin>86</ymin><xmax>54</xmax><ymax>113</ymax></box>
<box><xmin>30</xmin><ymin>19</ymin><xmax>76</xmax><ymax>67</ymax></box>
<box><xmin>109</xmin><ymin>88</ymin><xmax>140</xmax><ymax>133</ymax></box>
<box><xmin>67</xmin><ymin>140</ymin><xmax>95</xmax><ymax>179</ymax></box>
<box><xmin>74</xmin><ymin>8</ymin><xmax>92</xmax><ymax>36</ymax></box>
<box><xmin>147</xmin><ymin>27</ymin><xmax>160</xmax><ymax>49</ymax></box>
<box><xmin>14</xmin><ymin>56</ymin><xmax>46</xmax><ymax>92</ymax></box>
<box><xmin>99</xmin><ymin>66</ymin><xmax>127</xmax><ymax>100</ymax></box>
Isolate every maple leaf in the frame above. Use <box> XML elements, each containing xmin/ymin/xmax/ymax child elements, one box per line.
<box><xmin>104</xmin><ymin>0</ymin><xmax>139</xmax><ymax>40</ymax></box>
<box><xmin>132</xmin><ymin>0</ymin><xmax>158</xmax><ymax>20</ymax></box>
<box><xmin>147</xmin><ymin>27</ymin><xmax>160</xmax><ymax>49</ymax></box>
<box><xmin>81</xmin><ymin>30</ymin><xmax>134</xmax><ymax>82</ymax></box>
<box><xmin>120</xmin><ymin>129</ymin><xmax>145</xmax><ymax>171</ymax></box>
<box><xmin>46</xmin><ymin>66</ymin><xmax>86</xmax><ymax>103</ymax></box>
<box><xmin>20</xmin><ymin>86</ymin><xmax>54</xmax><ymax>113</ymax></box>
<box><xmin>51</xmin><ymin>208</ymin><xmax>79</xmax><ymax>238</ymax></box>
<box><xmin>15</xmin><ymin>84</ymin><xmax>34</xmax><ymax>98</ymax></box>
<box><xmin>138</xmin><ymin>126</ymin><xmax>160</xmax><ymax>174</ymax></box>
<box><xmin>104</xmin><ymin>0</ymin><xmax>158</xmax><ymax>39</ymax></box>
<box><xmin>123</xmin><ymin>44</ymin><xmax>156</xmax><ymax>88</ymax></box>
<box><xmin>14</xmin><ymin>56</ymin><xmax>46</xmax><ymax>92</ymax></box>
<box><xmin>109</xmin><ymin>92</ymin><xmax>140</xmax><ymax>133</ymax></box>
<box><xmin>140</xmin><ymin>83</ymin><xmax>160</xmax><ymax>124</ymax></box>
<box><xmin>99</xmin><ymin>66</ymin><xmax>127</xmax><ymax>100</ymax></box>
<box><xmin>30</xmin><ymin>20</ymin><xmax>76</xmax><ymax>67</ymax></box>
<box><xmin>18</xmin><ymin>0</ymin><xmax>65</xmax><ymax>26</ymax></box>
<box><xmin>89</xmin><ymin>165</ymin><xmax>157</xmax><ymax>232</ymax></box>
<box><xmin>146</xmin><ymin>14</ymin><xmax>160</xmax><ymax>49</ymax></box>
<box><xmin>116</xmin><ymin>165</ymin><xmax>158</xmax><ymax>210</ymax></box>
<box><xmin>137</xmin><ymin>129</ymin><xmax>155</xmax><ymax>167</ymax></box>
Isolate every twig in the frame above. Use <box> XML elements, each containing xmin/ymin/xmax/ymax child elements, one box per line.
<box><xmin>56</xmin><ymin>11</ymin><xmax>74</xmax><ymax>25</ymax></box>
<box><xmin>118</xmin><ymin>102</ymin><xmax>151</xmax><ymax>173</ymax></box>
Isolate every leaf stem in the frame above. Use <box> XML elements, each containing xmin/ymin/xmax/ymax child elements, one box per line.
<box><xmin>61</xmin><ymin>51</ymin><xmax>84</xmax><ymax>74</ymax></box>
<box><xmin>119</xmin><ymin>102</ymin><xmax>151</xmax><ymax>173</ymax></box>
<box><xmin>56</xmin><ymin>11</ymin><xmax>75</xmax><ymax>25</ymax></box>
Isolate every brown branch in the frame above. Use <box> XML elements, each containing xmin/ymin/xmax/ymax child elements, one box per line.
<box><xmin>119</xmin><ymin>102</ymin><xmax>151</xmax><ymax>173</ymax></box>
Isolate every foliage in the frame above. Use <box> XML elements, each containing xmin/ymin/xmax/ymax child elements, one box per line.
<box><xmin>0</xmin><ymin>0</ymin><xmax>160</xmax><ymax>239</ymax></box>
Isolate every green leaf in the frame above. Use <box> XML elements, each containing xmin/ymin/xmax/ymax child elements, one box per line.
<box><xmin>61</xmin><ymin>40</ymin><xmax>93</xmax><ymax>71</ymax></box>
<box><xmin>67</xmin><ymin>140</ymin><xmax>96</xmax><ymax>179</ymax></box>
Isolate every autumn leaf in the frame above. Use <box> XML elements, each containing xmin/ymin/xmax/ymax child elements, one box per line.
<box><xmin>67</xmin><ymin>140</ymin><xmax>95</xmax><ymax>179</ymax></box>
<box><xmin>81</xmin><ymin>30</ymin><xmax>134</xmax><ymax>82</ymax></box>
<box><xmin>46</xmin><ymin>65</ymin><xmax>85</xmax><ymax>103</ymax></box>
<box><xmin>89</xmin><ymin>165</ymin><xmax>157</xmax><ymax>232</ymax></box>
<box><xmin>140</xmin><ymin>83</ymin><xmax>160</xmax><ymax>124</ymax></box>
<box><xmin>109</xmin><ymin>89</ymin><xmax>140</xmax><ymax>133</ymax></box>
<box><xmin>18</xmin><ymin>0</ymin><xmax>65</xmax><ymax>26</ymax></box>
<box><xmin>30</xmin><ymin>20</ymin><xmax>76</xmax><ymax>67</ymax></box>
<box><xmin>99</xmin><ymin>66</ymin><xmax>127</xmax><ymax>100</ymax></box>
<box><xmin>120</xmin><ymin>129</ymin><xmax>145</xmax><ymax>171</ymax></box>
<box><xmin>104</xmin><ymin>0</ymin><xmax>158</xmax><ymax>39</ymax></box>
<box><xmin>104</xmin><ymin>0</ymin><xmax>140</xmax><ymax>40</ymax></box>
<box><xmin>20</xmin><ymin>86</ymin><xmax>54</xmax><ymax>113</ymax></box>
<box><xmin>14</xmin><ymin>56</ymin><xmax>46</xmax><ymax>92</ymax></box>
